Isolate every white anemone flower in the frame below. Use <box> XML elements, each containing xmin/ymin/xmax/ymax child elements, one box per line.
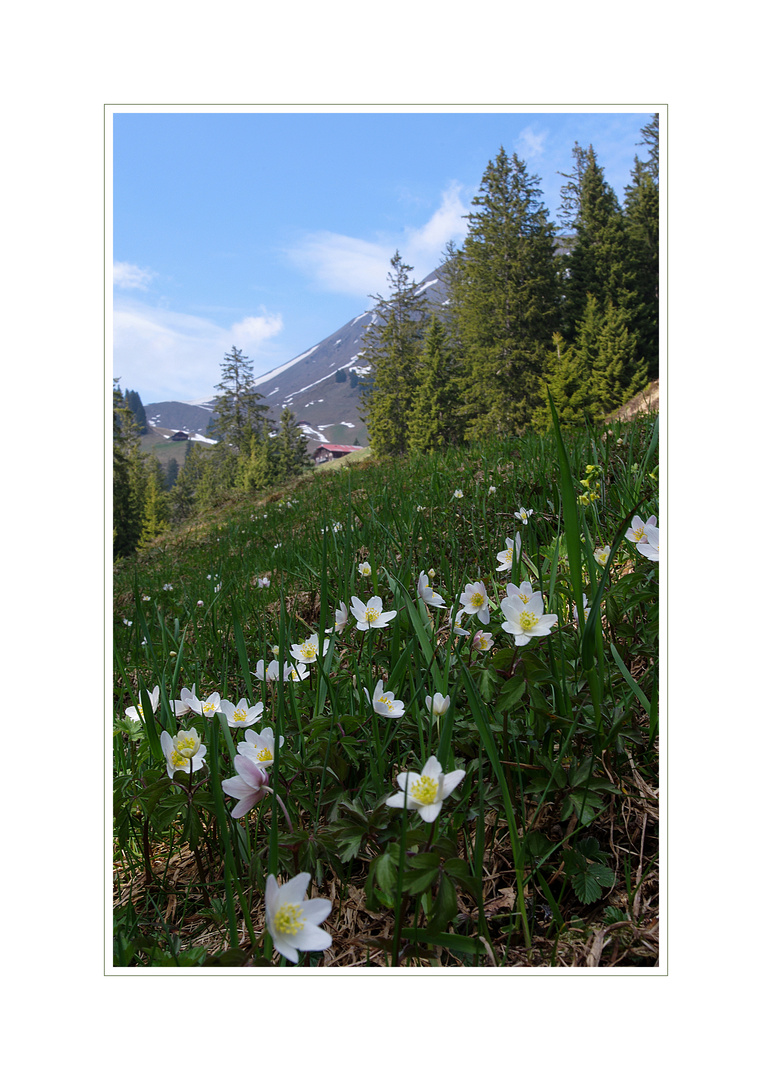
<box><xmin>594</xmin><ymin>545</ymin><xmax>612</xmax><ymax>568</ymax></box>
<box><xmin>458</xmin><ymin>581</ymin><xmax>491</xmax><ymax>625</ymax></box>
<box><xmin>238</xmin><ymin>726</ymin><xmax>285</xmax><ymax>768</ymax></box>
<box><xmin>125</xmin><ymin>685</ymin><xmax>160</xmax><ymax>722</ymax></box>
<box><xmin>625</xmin><ymin>514</ymin><xmax>657</xmax><ymax>545</ymax></box>
<box><xmin>386</xmin><ymin>755</ymin><xmax>466</xmax><ymax>823</ymax></box>
<box><xmin>358</xmin><ymin>561</ymin><xmax>372</xmax><ymax>578</ymax></box>
<box><xmin>265</xmin><ymin>872</ymin><xmax>332</xmax><ymax>964</ymax></box>
<box><xmin>495</xmin><ymin>535</ymin><xmax>522</xmax><ymax>572</ymax></box>
<box><xmin>636</xmin><ymin>525</ymin><xmax>660</xmax><ymax>562</ymax></box>
<box><xmin>426</xmin><ymin>692</ymin><xmax>450</xmax><ymax>717</ymax></box>
<box><xmin>451</xmin><ymin>612</ymin><xmax>470</xmax><ymax>637</ymax></box>
<box><xmin>364</xmin><ymin>679</ymin><xmax>405</xmax><ymax>718</ymax></box>
<box><xmin>290</xmin><ymin>633</ymin><xmax>329</xmax><ymax>665</ymax></box>
<box><xmin>254</xmin><ymin>659</ymin><xmax>280</xmax><ymax>682</ymax></box>
<box><xmin>219</xmin><ymin>697</ymin><xmax>265</xmax><ymax>729</ymax></box>
<box><xmin>350</xmin><ymin>595</ymin><xmax>397</xmax><ymax>631</ymax></box>
<box><xmin>325</xmin><ymin>600</ymin><xmax>349</xmax><ymax>634</ymax></box>
<box><xmin>287</xmin><ymin>662</ymin><xmax>310</xmax><ymax>682</ymax></box>
<box><xmin>181</xmin><ymin>688</ymin><xmax>222</xmax><ymax>718</ymax></box>
<box><xmin>417</xmin><ymin>571</ymin><xmax>446</xmax><ymax>609</ymax></box>
<box><xmin>221</xmin><ymin>756</ymin><xmax>271</xmax><ymax>818</ymax></box>
<box><xmin>506</xmin><ymin>580</ymin><xmax>535</xmax><ymax>606</ymax></box>
<box><xmin>160</xmin><ymin>728</ymin><xmax>207</xmax><ymax>780</ymax></box>
<box><xmin>515</xmin><ymin>507</ymin><xmax>533</xmax><ymax>525</ymax></box>
<box><xmin>500</xmin><ymin>592</ymin><xmax>558</xmax><ymax>646</ymax></box>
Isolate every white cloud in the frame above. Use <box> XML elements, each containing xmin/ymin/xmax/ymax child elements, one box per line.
<box><xmin>287</xmin><ymin>184</ymin><xmax>471</xmax><ymax>298</ymax></box>
<box><xmin>403</xmin><ymin>182</ymin><xmax>468</xmax><ymax>264</ymax></box>
<box><xmin>287</xmin><ymin>232</ymin><xmax>393</xmax><ymax>298</ymax></box>
<box><xmin>113</xmin><ymin>261</ymin><xmax>157</xmax><ymax>290</ymax></box>
<box><xmin>113</xmin><ymin>299</ymin><xmax>283</xmax><ymax>402</ymax></box>
<box><xmin>516</xmin><ymin>126</ymin><xmax>547</xmax><ymax>161</ymax></box>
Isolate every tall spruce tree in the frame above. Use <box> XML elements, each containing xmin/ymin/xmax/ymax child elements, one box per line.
<box><xmin>211</xmin><ymin>346</ymin><xmax>271</xmax><ymax>451</ymax></box>
<box><xmin>623</xmin><ymin>116</ymin><xmax>659</xmax><ymax>381</ymax></box>
<box><xmin>561</xmin><ymin>145</ymin><xmax>631</xmax><ymax>337</ymax></box>
<box><xmin>360</xmin><ymin>252</ymin><xmax>429</xmax><ymax>456</ymax></box>
<box><xmin>455</xmin><ymin>148</ymin><xmax>560</xmax><ymax>435</ymax></box>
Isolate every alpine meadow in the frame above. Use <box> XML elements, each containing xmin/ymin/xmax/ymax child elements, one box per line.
<box><xmin>112</xmin><ymin>116</ymin><xmax>661</xmax><ymax>969</ymax></box>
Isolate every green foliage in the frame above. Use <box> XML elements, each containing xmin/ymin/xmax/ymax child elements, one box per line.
<box><xmin>454</xmin><ymin>148</ymin><xmax>560</xmax><ymax>435</ymax></box>
<box><xmin>211</xmin><ymin>346</ymin><xmax>271</xmax><ymax>451</ymax></box>
<box><xmin>360</xmin><ymin>251</ymin><xmax>430</xmax><ymax>456</ymax></box>
<box><xmin>407</xmin><ymin>316</ymin><xmax>461</xmax><ymax>453</ymax></box>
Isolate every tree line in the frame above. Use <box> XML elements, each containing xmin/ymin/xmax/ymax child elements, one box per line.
<box><xmin>360</xmin><ymin>115</ymin><xmax>658</xmax><ymax>454</ymax></box>
<box><xmin>113</xmin><ymin>348</ymin><xmax>309</xmax><ymax>558</ymax></box>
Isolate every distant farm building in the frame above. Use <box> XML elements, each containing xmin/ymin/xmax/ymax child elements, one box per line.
<box><xmin>312</xmin><ymin>443</ymin><xmax>360</xmax><ymax>465</ymax></box>
<box><xmin>170</xmin><ymin>431</ymin><xmax>189</xmax><ymax>441</ymax></box>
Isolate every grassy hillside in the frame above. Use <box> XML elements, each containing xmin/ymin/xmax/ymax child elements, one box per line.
<box><xmin>113</xmin><ymin>414</ymin><xmax>659</xmax><ymax>969</ymax></box>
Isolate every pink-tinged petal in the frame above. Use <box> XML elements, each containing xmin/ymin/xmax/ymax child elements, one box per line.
<box><xmin>233</xmin><ymin>756</ymin><xmax>268</xmax><ymax>785</ymax></box>
<box><xmin>221</xmin><ymin>776</ymin><xmax>255</xmax><ymax>799</ymax></box>
<box><xmin>229</xmin><ymin>793</ymin><xmax>262</xmax><ymax>818</ymax></box>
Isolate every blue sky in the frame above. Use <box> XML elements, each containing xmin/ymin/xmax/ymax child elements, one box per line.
<box><xmin>112</xmin><ymin>108</ymin><xmax>655</xmax><ymax>405</ymax></box>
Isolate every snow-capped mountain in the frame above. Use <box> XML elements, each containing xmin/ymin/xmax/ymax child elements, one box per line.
<box><xmin>144</xmin><ymin>268</ymin><xmax>448</xmax><ymax>447</ymax></box>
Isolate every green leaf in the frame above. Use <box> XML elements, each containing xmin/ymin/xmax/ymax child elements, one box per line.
<box><xmin>427</xmin><ymin>873</ymin><xmax>458</xmax><ymax>933</ymax></box>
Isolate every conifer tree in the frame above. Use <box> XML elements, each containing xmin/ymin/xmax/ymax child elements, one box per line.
<box><xmin>211</xmin><ymin>346</ymin><xmax>271</xmax><ymax>451</ymax></box>
<box><xmin>591</xmin><ymin>302</ymin><xmax>648</xmax><ymax>414</ymax></box>
<box><xmin>113</xmin><ymin>379</ymin><xmax>144</xmax><ymax>557</ymax></box>
<box><xmin>623</xmin><ymin>117</ymin><xmax>659</xmax><ymax>380</ymax></box>
<box><xmin>455</xmin><ymin>148</ymin><xmax>560</xmax><ymax>435</ymax></box>
<box><xmin>535</xmin><ymin>331</ymin><xmax>598</xmax><ymax>429</ymax></box>
<box><xmin>139</xmin><ymin>462</ymin><xmax>168</xmax><ymax>548</ymax></box>
<box><xmin>561</xmin><ymin>145</ymin><xmax>631</xmax><ymax>337</ymax></box>
<box><xmin>125</xmin><ymin>389</ymin><xmax>148</xmax><ymax>434</ymax></box>
<box><xmin>238</xmin><ymin>432</ymin><xmax>276</xmax><ymax>493</ymax></box>
<box><xmin>275</xmin><ymin>408</ymin><xmax>309</xmax><ymax>481</ymax></box>
<box><xmin>407</xmin><ymin>316</ymin><xmax>460</xmax><ymax>452</ymax></box>
<box><xmin>360</xmin><ymin>251</ymin><xmax>429</xmax><ymax>456</ymax></box>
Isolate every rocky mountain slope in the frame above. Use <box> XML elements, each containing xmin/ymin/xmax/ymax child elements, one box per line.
<box><xmin>144</xmin><ymin>268</ymin><xmax>448</xmax><ymax>446</ymax></box>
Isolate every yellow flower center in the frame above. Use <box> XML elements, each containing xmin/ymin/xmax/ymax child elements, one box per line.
<box><xmin>233</xmin><ymin>708</ymin><xmax>247</xmax><ymax>723</ymax></box>
<box><xmin>170</xmin><ymin>749</ymin><xmax>190</xmax><ymax>770</ymax></box>
<box><xmin>377</xmin><ymin>694</ymin><xmax>395</xmax><ymax>712</ymax></box>
<box><xmin>175</xmin><ymin>735</ymin><xmax>198</xmax><ymax>757</ymax></box>
<box><xmin>274</xmin><ymin>902</ymin><xmax>305</xmax><ymax>936</ymax></box>
<box><xmin>300</xmin><ymin>642</ymin><xmax>317</xmax><ymax>659</ymax></box>
<box><xmin>518</xmin><ymin>591</ymin><xmax>530</xmax><ymax>603</ymax></box>
<box><xmin>409</xmin><ymin>775</ymin><xmax>439</xmax><ymax>805</ymax></box>
<box><xmin>519</xmin><ymin>610</ymin><xmax>539</xmax><ymax>631</ymax></box>
<box><xmin>256</xmin><ymin>746</ymin><xmax>273</xmax><ymax>762</ymax></box>
<box><xmin>470</xmin><ymin>592</ymin><xmax>484</xmax><ymax>609</ymax></box>
<box><xmin>136</xmin><ymin>704</ymin><xmax>145</xmax><ymax>719</ymax></box>
<box><xmin>364</xmin><ymin>606</ymin><xmax>379</xmax><ymax>623</ymax></box>
<box><xmin>202</xmin><ymin>701</ymin><xmax>217</xmax><ymax>715</ymax></box>
<box><xmin>632</xmin><ymin>527</ymin><xmax>645</xmax><ymax>542</ymax></box>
